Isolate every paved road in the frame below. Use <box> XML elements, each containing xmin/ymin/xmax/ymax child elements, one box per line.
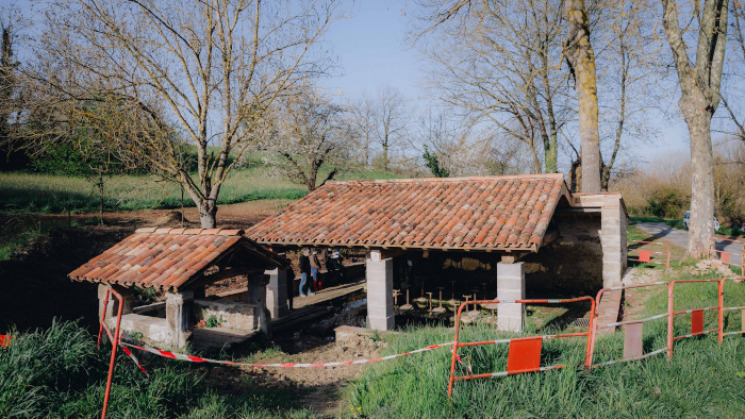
<box><xmin>634</xmin><ymin>222</ymin><xmax>744</xmax><ymax>259</ymax></box>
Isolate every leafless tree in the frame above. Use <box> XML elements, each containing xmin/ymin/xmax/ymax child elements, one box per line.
<box><xmin>29</xmin><ymin>0</ymin><xmax>337</xmax><ymax>228</ymax></box>
<box><xmin>349</xmin><ymin>92</ymin><xmax>376</xmax><ymax>167</ymax></box>
<box><xmin>565</xmin><ymin>0</ymin><xmax>602</xmax><ymax>193</ymax></box>
<box><xmin>721</xmin><ymin>0</ymin><xmax>745</xmax><ymax>142</ymax></box>
<box><xmin>417</xmin><ymin>0</ymin><xmax>570</xmax><ymax>175</ymax></box>
<box><xmin>264</xmin><ymin>87</ymin><xmax>350</xmax><ymax>192</ymax></box>
<box><xmin>660</xmin><ymin>0</ymin><xmax>729</xmax><ymax>257</ymax></box>
<box><xmin>373</xmin><ymin>87</ymin><xmax>409</xmax><ymax>171</ymax></box>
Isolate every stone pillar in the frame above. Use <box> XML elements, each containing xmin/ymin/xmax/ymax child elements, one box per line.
<box><xmin>497</xmin><ymin>261</ymin><xmax>525</xmax><ymax>332</ymax></box>
<box><xmin>366</xmin><ymin>251</ymin><xmax>394</xmax><ymax>331</ymax></box>
<box><xmin>165</xmin><ymin>290</ymin><xmax>193</xmax><ymax>349</ymax></box>
<box><xmin>601</xmin><ymin>195</ymin><xmax>627</xmax><ymax>287</ymax></box>
<box><xmin>248</xmin><ymin>274</ymin><xmax>271</xmax><ymax>335</ymax></box>
<box><xmin>265</xmin><ymin>264</ymin><xmax>288</xmax><ymax>319</ymax></box>
<box><xmin>98</xmin><ymin>285</ymin><xmax>134</xmax><ymax>321</ymax></box>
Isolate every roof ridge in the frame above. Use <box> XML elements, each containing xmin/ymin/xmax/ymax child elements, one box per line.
<box><xmin>134</xmin><ymin>227</ymin><xmax>245</xmax><ymax>236</ymax></box>
<box><xmin>325</xmin><ymin>173</ymin><xmax>564</xmax><ymax>186</ymax></box>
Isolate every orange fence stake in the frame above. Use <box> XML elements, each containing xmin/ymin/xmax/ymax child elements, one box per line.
<box><xmin>97</xmin><ymin>287</ymin><xmax>124</xmax><ymax>419</ymax></box>
<box><xmin>0</xmin><ymin>335</ymin><xmax>10</xmax><ymax>347</ymax></box>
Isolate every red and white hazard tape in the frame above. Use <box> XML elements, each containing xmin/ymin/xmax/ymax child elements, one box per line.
<box><xmin>120</xmin><ymin>340</ymin><xmax>454</xmax><ymax>368</ymax></box>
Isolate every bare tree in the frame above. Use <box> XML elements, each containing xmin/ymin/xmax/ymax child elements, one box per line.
<box><xmin>721</xmin><ymin>0</ymin><xmax>745</xmax><ymax>142</ymax></box>
<box><xmin>266</xmin><ymin>88</ymin><xmax>350</xmax><ymax>192</ymax></box>
<box><xmin>661</xmin><ymin>0</ymin><xmax>729</xmax><ymax>257</ymax></box>
<box><xmin>32</xmin><ymin>0</ymin><xmax>337</xmax><ymax>228</ymax></box>
<box><xmin>349</xmin><ymin>92</ymin><xmax>376</xmax><ymax>167</ymax></box>
<box><xmin>373</xmin><ymin>87</ymin><xmax>409</xmax><ymax>171</ymax></box>
<box><xmin>418</xmin><ymin>0</ymin><xmax>569</xmax><ymax>174</ymax></box>
<box><xmin>565</xmin><ymin>0</ymin><xmax>602</xmax><ymax>193</ymax></box>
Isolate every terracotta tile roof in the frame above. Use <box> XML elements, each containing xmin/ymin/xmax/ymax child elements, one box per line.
<box><xmin>246</xmin><ymin>174</ymin><xmax>570</xmax><ymax>252</ymax></box>
<box><xmin>69</xmin><ymin>228</ymin><xmax>286</xmax><ymax>292</ymax></box>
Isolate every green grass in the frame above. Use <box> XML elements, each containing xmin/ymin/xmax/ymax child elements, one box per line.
<box><xmin>345</xmin><ymin>266</ymin><xmax>745</xmax><ymax>417</ymax></box>
<box><xmin>0</xmin><ymin>166</ymin><xmax>401</xmax><ymax>215</ymax></box>
<box><xmin>0</xmin><ymin>320</ymin><xmax>315</xmax><ymax>418</ymax></box>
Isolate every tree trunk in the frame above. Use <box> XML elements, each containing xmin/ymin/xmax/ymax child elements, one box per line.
<box><xmin>565</xmin><ymin>0</ymin><xmax>601</xmax><ymax>193</ymax></box>
<box><xmin>682</xmin><ymin>98</ymin><xmax>716</xmax><ymax>257</ymax></box>
<box><xmin>198</xmin><ymin>199</ymin><xmax>217</xmax><ymax>229</ymax></box>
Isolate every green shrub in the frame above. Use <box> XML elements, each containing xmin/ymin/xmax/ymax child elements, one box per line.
<box><xmin>646</xmin><ymin>186</ymin><xmax>689</xmax><ymax>218</ymax></box>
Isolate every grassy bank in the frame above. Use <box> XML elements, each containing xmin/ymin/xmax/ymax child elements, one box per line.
<box><xmin>345</xmin><ymin>267</ymin><xmax>745</xmax><ymax>417</ymax></box>
<box><xmin>0</xmin><ymin>320</ymin><xmax>314</xmax><ymax>418</ymax></box>
<box><xmin>0</xmin><ymin>169</ymin><xmax>307</xmax><ymax>214</ymax></box>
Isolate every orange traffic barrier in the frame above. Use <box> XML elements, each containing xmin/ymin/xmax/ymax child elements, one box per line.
<box><xmin>587</xmin><ymin>282</ymin><xmax>670</xmax><ymax>367</ymax></box>
<box><xmin>447</xmin><ymin>297</ymin><xmax>595</xmax><ymax>398</ymax></box>
<box><xmin>628</xmin><ymin>240</ymin><xmax>670</xmax><ymax>269</ymax></box>
<box><xmin>719</xmin><ymin>278</ymin><xmax>745</xmax><ymax>339</ymax></box>
<box><xmin>708</xmin><ymin>236</ymin><xmax>745</xmax><ymax>276</ymax></box>
<box><xmin>97</xmin><ymin>287</ymin><xmax>124</xmax><ymax>419</ymax></box>
<box><xmin>0</xmin><ymin>335</ymin><xmax>10</xmax><ymax>347</ymax></box>
<box><xmin>667</xmin><ymin>279</ymin><xmax>724</xmax><ymax>358</ymax></box>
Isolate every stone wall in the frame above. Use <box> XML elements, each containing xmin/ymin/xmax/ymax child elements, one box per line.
<box><xmin>192</xmin><ymin>299</ymin><xmax>261</xmax><ymax>332</ymax></box>
<box><xmin>523</xmin><ymin>214</ymin><xmax>604</xmax><ymax>295</ymax></box>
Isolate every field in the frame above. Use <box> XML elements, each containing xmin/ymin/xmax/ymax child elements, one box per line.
<box><xmin>0</xmin><ymin>167</ymin><xmax>397</xmax><ymax>215</ymax></box>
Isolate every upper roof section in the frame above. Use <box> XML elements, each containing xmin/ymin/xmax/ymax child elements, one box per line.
<box><xmin>69</xmin><ymin>228</ymin><xmax>287</xmax><ymax>292</ymax></box>
<box><xmin>246</xmin><ymin>174</ymin><xmax>570</xmax><ymax>252</ymax></box>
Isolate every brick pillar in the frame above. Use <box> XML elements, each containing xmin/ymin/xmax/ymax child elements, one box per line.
<box><xmin>497</xmin><ymin>261</ymin><xmax>525</xmax><ymax>332</ymax></box>
<box><xmin>98</xmin><ymin>285</ymin><xmax>134</xmax><ymax>321</ymax></box>
<box><xmin>165</xmin><ymin>290</ymin><xmax>193</xmax><ymax>349</ymax></box>
<box><xmin>601</xmin><ymin>195</ymin><xmax>627</xmax><ymax>287</ymax></box>
<box><xmin>265</xmin><ymin>264</ymin><xmax>288</xmax><ymax>319</ymax></box>
<box><xmin>366</xmin><ymin>251</ymin><xmax>394</xmax><ymax>331</ymax></box>
<box><xmin>248</xmin><ymin>274</ymin><xmax>271</xmax><ymax>335</ymax></box>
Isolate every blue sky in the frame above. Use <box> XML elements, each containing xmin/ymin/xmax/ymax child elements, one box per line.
<box><xmin>317</xmin><ymin>1</ymin><xmax>693</xmax><ymax>168</ymax></box>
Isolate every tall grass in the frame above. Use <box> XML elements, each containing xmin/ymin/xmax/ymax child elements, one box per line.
<box><xmin>0</xmin><ymin>320</ymin><xmax>314</xmax><ymax>418</ymax></box>
<box><xmin>345</xmin><ymin>268</ymin><xmax>745</xmax><ymax>417</ymax></box>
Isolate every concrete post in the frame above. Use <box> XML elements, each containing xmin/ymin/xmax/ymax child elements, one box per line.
<box><xmin>497</xmin><ymin>261</ymin><xmax>525</xmax><ymax>332</ymax></box>
<box><xmin>366</xmin><ymin>251</ymin><xmax>394</xmax><ymax>331</ymax></box>
<box><xmin>98</xmin><ymin>284</ymin><xmax>134</xmax><ymax>321</ymax></box>
<box><xmin>165</xmin><ymin>290</ymin><xmax>193</xmax><ymax>349</ymax></box>
<box><xmin>248</xmin><ymin>274</ymin><xmax>271</xmax><ymax>335</ymax></box>
<box><xmin>265</xmin><ymin>265</ymin><xmax>288</xmax><ymax>319</ymax></box>
<box><xmin>601</xmin><ymin>195</ymin><xmax>627</xmax><ymax>288</ymax></box>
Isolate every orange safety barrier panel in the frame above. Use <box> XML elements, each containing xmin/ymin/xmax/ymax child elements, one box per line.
<box><xmin>0</xmin><ymin>335</ymin><xmax>10</xmax><ymax>347</ymax></box>
<box><xmin>587</xmin><ymin>282</ymin><xmax>670</xmax><ymax>367</ymax></box>
<box><xmin>628</xmin><ymin>240</ymin><xmax>670</xmax><ymax>269</ymax></box>
<box><xmin>667</xmin><ymin>279</ymin><xmax>724</xmax><ymax>358</ymax></box>
<box><xmin>447</xmin><ymin>297</ymin><xmax>595</xmax><ymax>398</ymax></box>
<box><xmin>97</xmin><ymin>287</ymin><xmax>124</xmax><ymax>419</ymax></box>
<box><xmin>719</xmin><ymin>278</ymin><xmax>745</xmax><ymax>339</ymax></box>
<box><xmin>708</xmin><ymin>236</ymin><xmax>745</xmax><ymax>277</ymax></box>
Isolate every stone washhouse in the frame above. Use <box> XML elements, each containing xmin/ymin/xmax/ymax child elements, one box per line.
<box><xmin>246</xmin><ymin>173</ymin><xmax>628</xmax><ymax>332</ymax></box>
<box><xmin>69</xmin><ymin>228</ymin><xmax>289</xmax><ymax>349</ymax></box>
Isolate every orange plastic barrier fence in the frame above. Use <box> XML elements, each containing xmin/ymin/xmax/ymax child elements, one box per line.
<box><xmin>667</xmin><ymin>279</ymin><xmax>724</xmax><ymax>358</ymax></box>
<box><xmin>628</xmin><ymin>240</ymin><xmax>670</xmax><ymax>269</ymax></box>
<box><xmin>0</xmin><ymin>335</ymin><xmax>10</xmax><ymax>347</ymax></box>
<box><xmin>97</xmin><ymin>287</ymin><xmax>124</xmax><ymax>419</ymax></box>
<box><xmin>587</xmin><ymin>282</ymin><xmax>670</xmax><ymax>367</ymax></box>
<box><xmin>708</xmin><ymin>236</ymin><xmax>745</xmax><ymax>275</ymax></box>
<box><xmin>447</xmin><ymin>297</ymin><xmax>595</xmax><ymax>398</ymax></box>
<box><xmin>716</xmin><ymin>278</ymin><xmax>745</xmax><ymax>339</ymax></box>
